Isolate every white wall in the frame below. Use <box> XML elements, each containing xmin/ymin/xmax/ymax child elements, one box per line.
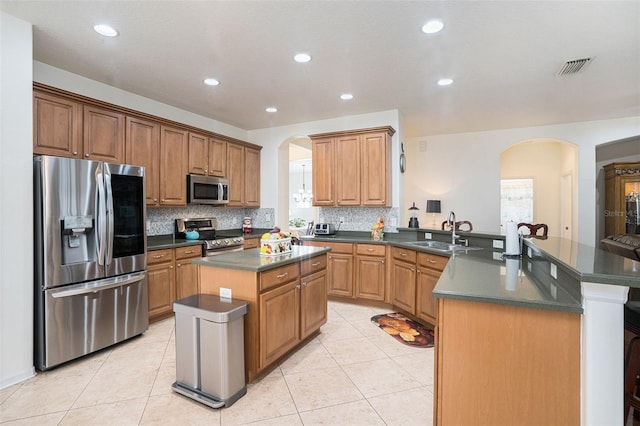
<box><xmin>403</xmin><ymin>118</ymin><xmax>640</xmax><ymax>245</ymax></box>
<box><xmin>0</xmin><ymin>12</ymin><xmax>35</xmax><ymax>387</ymax></box>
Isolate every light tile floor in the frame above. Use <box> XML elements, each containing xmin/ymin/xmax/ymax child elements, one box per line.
<box><xmin>0</xmin><ymin>301</ymin><xmax>434</xmax><ymax>425</ymax></box>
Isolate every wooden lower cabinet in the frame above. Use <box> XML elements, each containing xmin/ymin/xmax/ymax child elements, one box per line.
<box><xmin>306</xmin><ymin>241</ymin><xmax>354</xmax><ymax>297</ymax></box>
<box><xmin>148</xmin><ymin>245</ymin><xmax>201</xmax><ymax>322</ymax></box>
<box><xmin>391</xmin><ymin>259</ymin><xmax>416</xmax><ymax>315</ymax></box>
<box><xmin>260</xmin><ymin>281</ymin><xmax>300</xmax><ymax>367</ymax></box>
<box><xmin>243</xmin><ymin>238</ymin><xmax>260</xmax><ymax>250</ymax></box>
<box><xmin>199</xmin><ymin>253</ymin><xmax>328</xmax><ymax>382</ymax></box>
<box><xmin>416</xmin><ymin>252</ymin><xmax>448</xmax><ymax>324</ymax></box>
<box><xmin>355</xmin><ymin>244</ymin><xmax>386</xmax><ymax>301</ymax></box>
<box><xmin>435</xmin><ymin>298</ymin><xmax>580</xmax><ymax>425</ymax></box>
<box><xmin>175</xmin><ymin>246</ymin><xmax>202</xmax><ymax>300</ymax></box>
<box><xmin>147</xmin><ymin>249</ymin><xmax>175</xmax><ymax>322</ymax></box>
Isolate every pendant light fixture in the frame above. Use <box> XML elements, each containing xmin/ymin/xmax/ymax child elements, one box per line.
<box><xmin>292</xmin><ymin>164</ymin><xmax>313</xmax><ymax>208</ymax></box>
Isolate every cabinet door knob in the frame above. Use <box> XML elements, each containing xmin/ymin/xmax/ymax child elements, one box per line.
<box><xmin>312</xmin><ymin>262</ymin><xmax>320</xmax><ymax>267</ymax></box>
<box><xmin>276</xmin><ymin>272</ymin><xmax>288</xmax><ymax>279</ymax></box>
<box><xmin>84</xmin><ymin>153</ymin><xmax>89</xmax><ymax>157</ymax></box>
<box><xmin>170</xmin><ymin>265</ymin><xmax>174</xmax><ymax>269</ymax></box>
<box><xmin>381</xmin><ymin>260</ymin><xmax>384</xmax><ymax>264</ymax></box>
<box><xmin>72</xmin><ymin>151</ymin><xmax>78</xmax><ymax>155</ymax></box>
<box><xmin>400</xmin><ymin>253</ymin><xmax>407</xmax><ymax>257</ymax></box>
<box><xmin>177</xmin><ymin>263</ymin><xmax>182</xmax><ymax>267</ymax></box>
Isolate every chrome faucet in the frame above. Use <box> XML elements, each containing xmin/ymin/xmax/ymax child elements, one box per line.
<box><xmin>447</xmin><ymin>211</ymin><xmax>459</xmax><ymax>245</ymax></box>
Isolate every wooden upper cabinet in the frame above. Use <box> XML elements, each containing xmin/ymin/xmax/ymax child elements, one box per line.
<box><xmin>335</xmin><ymin>135</ymin><xmax>361</xmax><ymax>206</ymax></box>
<box><xmin>310</xmin><ymin>126</ymin><xmax>394</xmax><ymax>207</ymax></box>
<box><xmin>244</xmin><ymin>146</ymin><xmax>261</xmax><ymax>207</ymax></box>
<box><xmin>187</xmin><ymin>132</ymin><xmax>208</xmax><ymax>175</ymax></box>
<box><xmin>208</xmin><ymin>138</ymin><xmax>227</xmax><ymax>177</ymax></box>
<box><xmin>227</xmin><ymin>142</ymin><xmax>245</xmax><ymax>207</ymax></box>
<box><xmin>125</xmin><ymin>116</ymin><xmax>160</xmax><ymax>205</ymax></box>
<box><xmin>361</xmin><ymin>131</ymin><xmax>391</xmax><ymax>206</ymax></box>
<box><xmin>159</xmin><ymin>126</ymin><xmax>188</xmax><ymax>206</ymax></box>
<box><xmin>33</xmin><ymin>90</ymin><xmax>82</xmax><ymax>157</ymax></box>
<box><xmin>311</xmin><ymin>137</ymin><xmax>335</xmax><ymax>206</ymax></box>
<box><xmin>83</xmin><ymin>105</ymin><xmax>125</xmax><ymax>163</ymax></box>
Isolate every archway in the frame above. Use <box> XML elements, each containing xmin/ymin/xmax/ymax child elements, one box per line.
<box><xmin>500</xmin><ymin>139</ymin><xmax>578</xmax><ymax>240</ymax></box>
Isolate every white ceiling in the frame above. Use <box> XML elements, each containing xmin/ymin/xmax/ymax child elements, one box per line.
<box><xmin>2</xmin><ymin>1</ymin><xmax>639</xmax><ymax>138</ymax></box>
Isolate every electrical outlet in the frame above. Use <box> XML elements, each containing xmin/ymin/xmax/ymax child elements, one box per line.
<box><xmin>493</xmin><ymin>252</ymin><xmax>503</xmax><ymax>261</ymax></box>
<box><xmin>492</xmin><ymin>240</ymin><xmax>504</xmax><ymax>249</ymax></box>
<box><xmin>550</xmin><ymin>263</ymin><xmax>558</xmax><ymax>279</ymax></box>
<box><xmin>424</xmin><ymin>232</ymin><xmax>432</xmax><ymax>240</ymax></box>
<box><xmin>550</xmin><ymin>284</ymin><xmax>557</xmax><ymax>299</ymax></box>
<box><xmin>265</xmin><ymin>214</ymin><xmax>271</xmax><ymax>222</ymax></box>
<box><xmin>390</xmin><ymin>217</ymin><xmax>397</xmax><ymax>227</ymax></box>
<box><xmin>220</xmin><ymin>287</ymin><xmax>232</xmax><ymax>299</ymax></box>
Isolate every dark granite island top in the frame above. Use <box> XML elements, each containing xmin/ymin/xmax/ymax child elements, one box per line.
<box><xmin>192</xmin><ymin>245</ymin><xmax>331</xmax><ymax>272</ymax></box>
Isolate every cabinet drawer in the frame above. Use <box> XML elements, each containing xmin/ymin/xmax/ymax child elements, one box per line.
<box><xmin>392</xmin><ymin>246</ymin><xmax>416</xmax><ymax>263</ymax></box>
<box><xmin>148</xmin><ymin>248</ymin><xmax>174</xmax><ymax>264</ymax></box>
<box><xmin>175</xmin><ymin>244</ymin><xmax>202</xmax><ymax>260</ymax></box>
<box><xmin>301</xmin><ymin>254</ymin><xmax>327</xmax><ymax>276</ymax></box>
<box><xmin>260</xmin><ymin>263</ymin><xmax>300</xmax><ymax>292</ymax></box>
<box><xmin>244</xmin><ymin>238</ymin><xmax>260</xmax><ymax>249</ymax></box>
<box><xmin>356</xmin><ymin>244</ymin><xmax>386</xmax><ymax>256</ymax></box>
<box><xmin>417</xmin><ymin>252</ymin><xmax>448</xmax><ymax>271</ymax></box>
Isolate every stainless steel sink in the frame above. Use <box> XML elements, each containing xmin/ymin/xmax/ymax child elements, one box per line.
<box><xmin>407</xmin><ymin>240</ymin><xmax>482</xmax><ymax>252</ymax></box>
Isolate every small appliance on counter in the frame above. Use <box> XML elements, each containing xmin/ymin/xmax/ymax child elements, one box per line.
<box><xmin>314</xmin><ymin>223</ymin><xmax>337</xmax><ymax>235</ymax></box>
<box><xmin>408</xmin><ymin>202</ymin><xmax>420</xmax><ymax>228</ymax></box>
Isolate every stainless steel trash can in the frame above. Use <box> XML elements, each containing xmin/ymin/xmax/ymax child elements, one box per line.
<box><xmin>171</xmin><ymin>294</ymin><xmax>248</xmax><ymax>408</ymax></box>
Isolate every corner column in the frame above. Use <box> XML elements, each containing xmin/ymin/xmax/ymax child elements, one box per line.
<box><xmin>581</xmin><ymin>282</ymin><xmax>629</xmax><ymax>425</ymax></box>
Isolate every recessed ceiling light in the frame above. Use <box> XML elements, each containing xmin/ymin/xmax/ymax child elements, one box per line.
<box><xmin>437</xmin><ymin>78</ymin><xmax>453</xmax><ymax>86</ymax></box>
<box><xmin>422</xmin><ymin>19</ymin><xmax>444</xmax><ymax>34</ymax></box>
<box><xmin>203</xmin><ymin>78</ymin><xmax>220</xmax><ymax>86</ymax></box>
<box><xmin>340</xmin><ymin>93</ymin><xmax>354</xmax><ymax>100</ymax></box>
<box><xmin>265</xmin><ymin>107</ymin><xmax>278</xmax><ymax>113</ymax></box>
<box><xmin>294</xmin><ymin>53</ymin><xmax>311</xmax><ymax>63</ymax></box>
<box><xmin>93</xmin><ymin>24</ymin><xmax>118</xmax><ymax>37</ymax></box>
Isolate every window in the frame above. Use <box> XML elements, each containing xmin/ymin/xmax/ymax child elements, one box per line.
<box><xmin>500</xmin><ymin>178</ymin><xmax>534</xmax><ymax>225</ymax></box>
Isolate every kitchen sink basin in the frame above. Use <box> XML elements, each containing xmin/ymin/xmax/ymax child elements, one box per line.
<box><xmin>407</xmin><ymin>240</ymin><xmax>482</xmax><ymax>252</ymax></box>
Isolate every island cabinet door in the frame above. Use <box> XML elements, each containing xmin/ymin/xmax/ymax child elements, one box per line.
<box><xmin>300</xmin><ymin>269</ymin><xmax>327</xmax><ymax>339</ymax></box>
<box><xmin>259</xmin><ymin>280</ymin><xmax>300</xmax><ymax>368</ymax></box>
<box><xmin>391</xmin><ymin>259</ymin><xmax>416</xmax><ymax>315</ymax></box>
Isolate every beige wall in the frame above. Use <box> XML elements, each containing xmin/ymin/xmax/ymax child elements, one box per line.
<box><xmin>500</xmin><ymin>140</ymin><xmax>577</xmax><ymax>238</ymax></box>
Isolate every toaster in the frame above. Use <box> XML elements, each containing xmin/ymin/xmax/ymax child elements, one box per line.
<box><xmin>314</xmin><ymin>223</ymin><xmax>337</xmax><ymax>235</ymax></box>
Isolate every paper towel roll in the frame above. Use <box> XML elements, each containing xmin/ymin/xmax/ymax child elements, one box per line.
<box><xmin>505</xmin><ymin>258</ymin><xmax>519</xmax><ymax>290</ymax></box>
<box><xmin>505</xmin><ymin>222</ymin><xmax>520</xmax><ymax>255</ymax></box>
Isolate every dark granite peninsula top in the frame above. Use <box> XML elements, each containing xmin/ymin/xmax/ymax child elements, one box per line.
<box><xmin>525</xmin><ymin>237</ymin><xmax>640</xmax><ymax>288</ymax></box>
<box><xmin>192</xmin><ymin>245</ymin><xmax>330</xmax><ymax>272</ymax></box>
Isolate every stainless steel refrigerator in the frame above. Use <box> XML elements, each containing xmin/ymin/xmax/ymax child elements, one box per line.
<box><xmin>34</xmin><ymin>155</ymin><xmax>148</xmax><ymax>370</ymax></box>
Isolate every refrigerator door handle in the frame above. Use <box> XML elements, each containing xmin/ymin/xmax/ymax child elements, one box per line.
<box><xmin>51</xmin><ymin>271</ymin><xmax>146</xmax><ymax>298</ymax></box>
<box><xmin>96</xmin><ymin>170</ymin><xmax>107</xmax><ymax>266</ymax></box>
<box><xmin>104</xmin><ymin>171</ymin><xmax>114</xmax><ymax>266</ymax></box>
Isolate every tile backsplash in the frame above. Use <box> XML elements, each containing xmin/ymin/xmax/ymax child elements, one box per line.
<box><xmin>317</xmin><ymin>207</ymin><xmax>399</xmax><ymax>233</ymax></box>
<box><xmin>146</xmin><ymin>206</ymin><xmax>274</xmax><ymax>235</ymax></box>
<box><xmin>146</xmin><ymin>206</ymin><xmax>399</xmax><ymax>236</ymax></box>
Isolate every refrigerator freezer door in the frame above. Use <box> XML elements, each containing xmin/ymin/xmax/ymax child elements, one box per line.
<box><xmin>34</xmin><ymin>156</ymin><xmax>103</xmax><ymax>289</ymax></box>
<box><xmin>35</xmin><ymin>272</ymin><xmax>148</xmax><ymax>370</ymax></box>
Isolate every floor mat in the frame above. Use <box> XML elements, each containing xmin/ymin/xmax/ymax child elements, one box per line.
<box><xmin>371</xmin><ymin>312</ymin><xmax>434</xmax><ymax>348</ymax></box>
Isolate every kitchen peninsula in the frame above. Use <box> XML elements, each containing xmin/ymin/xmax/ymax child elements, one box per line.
<box><xmin>193</xmin><ymin>245</ymin><xmax>330</xmax><ymax>382</ymax></box>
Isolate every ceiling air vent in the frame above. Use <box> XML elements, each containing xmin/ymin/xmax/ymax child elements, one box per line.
<box><xmin>556</xmin><ymin>57</ymin><xmax>594</xmax><ymax>76</ymax></box>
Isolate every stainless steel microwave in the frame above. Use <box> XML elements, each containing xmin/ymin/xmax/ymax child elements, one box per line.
<box><xmin>187</xmin><ymin>174</ymin><xmax>229</xmax><ymax>205</ymax></box>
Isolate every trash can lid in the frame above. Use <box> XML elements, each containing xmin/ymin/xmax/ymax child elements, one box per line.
<box><xmin>173</xmin><ymin>294</ymin><xmax>248</xmax><ymax>323</ymax></box>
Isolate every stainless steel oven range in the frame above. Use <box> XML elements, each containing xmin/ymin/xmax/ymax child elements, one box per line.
<box><xmin>175</xmin><ymin>217</ymin><xmax>244</xmax><ymax>256</ymax></box>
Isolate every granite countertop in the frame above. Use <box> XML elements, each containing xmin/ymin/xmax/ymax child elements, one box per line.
<box><xmin>432</xmin><ymin>253</ymin><xmax>583</xmax><ymax>313</ymax></box>
<box><xmin>525</xmin><ymin>237</ymin><xmax>640</xmax><ymax>287</ymax></box>
<box><xmin>192</xmin><ymin>245</ymin><xmax>331</xmax><ymax>272</ymax></box>
<box><xmin>148</xmin><ymin>235</ymin><xmax>203</xmax><ymax>250</ymax></box>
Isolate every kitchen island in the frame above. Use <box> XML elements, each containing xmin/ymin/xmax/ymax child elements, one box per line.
<box><xmin>193</xmin><ymin>245</ymin><xmax>330</xmax><ymax>382</ymax></box>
